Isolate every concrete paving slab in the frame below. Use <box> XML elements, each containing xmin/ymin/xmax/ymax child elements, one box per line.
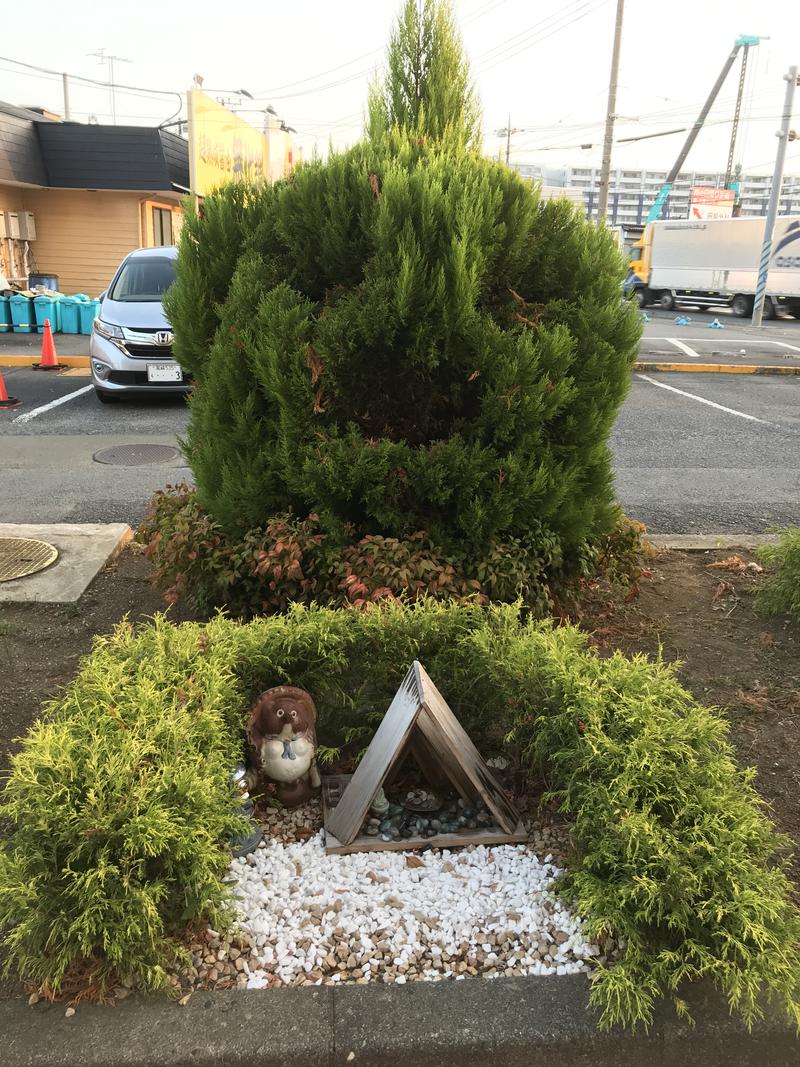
<box><xmin>0</xmin><ymin>332</ymin><xmax>90</xmax><ymax>360</ymax></box>
<box><xmin>0</xmin><ymin>523</ymin><xmax>132</xmax><ymax>603</ymax></box>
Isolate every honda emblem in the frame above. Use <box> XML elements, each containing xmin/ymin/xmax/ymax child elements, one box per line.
<box><xmin>155</xmin><ymin>331</ymin><xmax>173</xmax><ymax>346</ymax></box>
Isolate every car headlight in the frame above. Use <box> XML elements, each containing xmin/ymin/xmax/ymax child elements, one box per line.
<box><xmin>93</xmin><ymin>319</ymin><xmax>124</xmax><ymax>340</ymax></box>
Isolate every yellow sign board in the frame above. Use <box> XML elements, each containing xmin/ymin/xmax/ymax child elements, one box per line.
<box><xmin>187</xmin><ymin>88</ymin><xmax>268</xmax><ymax>196</ymax></box>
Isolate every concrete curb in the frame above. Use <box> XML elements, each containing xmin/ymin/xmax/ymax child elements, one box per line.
<box><xmin>648</xmin><ymin>533</ymin><xmax>779</xmax><ymax>551</ymax></box>
<box><xmin>0</xmin><ymin>354</ymin><xmax>90</xmax><ymax>367</ymax></box>
<box><xmin>4</xmin><ymin>976</ymin><xmax>799</xmax><ymax>1067</ymax></box>
<box><xmin>634</xmin><ymin>361</ymin><xmax>800</xmax><ymax>376</ymax></box>
<box><xmin>4</xmin><ymin>356</ymin><xmax>799</xmax><ymax>375</ymax></box>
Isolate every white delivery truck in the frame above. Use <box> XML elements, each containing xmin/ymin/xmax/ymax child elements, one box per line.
<box><xmin>625</xmin><ymin>216</ymin><xmax>800</xmax><ymax>318</ymax></box>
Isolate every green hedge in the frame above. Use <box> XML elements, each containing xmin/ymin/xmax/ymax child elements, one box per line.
<box><xmin>1</xmin><ymin>602</ymin><xmax>798</xmax><ymax>1031</ymax></box>
<box><xmin>757</xmin><ymin>527</ymin><xmax>800</xmax><ymax>619</ymax></box>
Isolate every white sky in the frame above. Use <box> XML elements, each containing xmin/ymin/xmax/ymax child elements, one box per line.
<box><xmin>1</xmin><ymin>0</ymin><xmax>799</xmax><ymax>176</ymax></box>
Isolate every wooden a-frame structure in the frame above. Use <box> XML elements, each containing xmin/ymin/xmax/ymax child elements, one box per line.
<box><xmin>322</xmin><ymin>661</ymin><xmax>526</xmax><ymax>855</ymax></box>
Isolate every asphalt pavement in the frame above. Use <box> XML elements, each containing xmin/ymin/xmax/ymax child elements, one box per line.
<box><xmin>640</xmin><ymin>308</ymin><xmax>800</xmax><ymax>367</ymax></box>
<box><xmin>1</xmin><ymin>315</ymin><xmax>800</xmax><ymax>533</ymax></box>
<box><xmin>612</xmin><ymin>372</ymin><xmax>800</xmax><ymax>532</ymax></box>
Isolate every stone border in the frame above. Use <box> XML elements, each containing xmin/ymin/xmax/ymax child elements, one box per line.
<box><xmin>648</xmin><ymin>533</ymin><xmax>779</xmax><ymax>551</ymax></box>
<box><xmin>4</xmin><ymin>975</ymin><xmax>799</xmax><ymax>1067</ymax></box>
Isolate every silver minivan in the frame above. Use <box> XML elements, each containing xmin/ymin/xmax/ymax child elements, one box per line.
<box><xmin>90</xmin><ymin>246</ymin><xmax>187</xmax><ymax>402</ymax></box>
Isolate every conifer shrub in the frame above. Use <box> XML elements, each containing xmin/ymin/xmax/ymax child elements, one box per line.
<box><xmin>756</xmin><ymin>527</ymin><xmax>800</xmax><ymax>619</ymax></box>
<box><xmin>165</xmin><ymin>139</ymin><xmax>640</xmax><ymax>569</ymax></box>
<box><xmin>0</xmin><ymin>616</ymin><xmax>247</xmax><ymax>995</ymax></box>
<box><xmin>2</xmin><ymin>603</ymin><xmax>799</xmax><ymax>1031</ymax></box>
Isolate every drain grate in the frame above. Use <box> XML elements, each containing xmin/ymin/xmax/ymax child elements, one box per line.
<box><xmin>93</xmin><ymin>443</ymin><xmax>182</xmax><ymax>466</ymax></box>
<box><xmin>0</xmin><ymin>537</ymin><xmax>59</xmax><ymax>582</ymax></box>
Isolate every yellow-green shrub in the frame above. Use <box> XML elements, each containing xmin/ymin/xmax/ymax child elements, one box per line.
<box><xmin>1</xmin><ymin>602</ymin><xmax>798</xmax><ymax>1033</ymax></box>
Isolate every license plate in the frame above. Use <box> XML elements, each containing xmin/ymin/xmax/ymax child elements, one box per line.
<box><xmin>147</xmin><ymin>363</ymin><xmax>182</xmax><ymax>383</ymax></box>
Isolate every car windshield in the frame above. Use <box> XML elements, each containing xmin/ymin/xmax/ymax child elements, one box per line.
<box><xmin>109</xmin><ymin>257</ymin><xmax>175</xmax><ymax>302</ymax></box>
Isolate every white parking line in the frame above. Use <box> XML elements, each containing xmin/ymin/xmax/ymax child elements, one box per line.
<box><xmin>12</xmin><ymin>385</ymin><xmax>94</xmax><ymax>424</ymax></box>
<box><xmin>635</xmin><ymin>374</ymin><xmax>773</xmax><ymax>425</ymax></box>
<box><xmin>650</xmin><ymin>336</ymin><xmax>800</xmax><ymax>353</ymax></box>
<box><xmin>666</xmin><ymin>337</ymin><xmax>700</xmax><ymax>359</ymax></box>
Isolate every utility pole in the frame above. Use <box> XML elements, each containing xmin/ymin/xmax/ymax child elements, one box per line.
<box><xmin>597</xmin><ymin>0</ymin><xmax>625</xmax><ymax>222</ymax></box>
<box><xmin>751</xmin><ymin>66</ymin><xmax>798</xmax><ymax>327</ymax></box>
<box><xmin>88</xmin><ymin>48</ymin><xmax>132</xmax><ymax>124</ymax></box>
<box><xmin>62</xmin><ymin>73</ymin><xmax>71</xmax><ymax>120</ymax></box>
<box><xmin>495</xmin><ymin>118</ymin><xmax>520</xmax><ymax>166</ymax></box>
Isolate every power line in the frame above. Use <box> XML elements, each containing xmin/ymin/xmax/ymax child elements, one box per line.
<box><xmin>0</xmin><ymin>54</ymin><xmax>182</xmax><ymax>102</ymax></box>
<box><xmin>509</xmin><ymin>114</ymin><xmax>790</xmax><ymax>157</ymax></box>
<box><xmin>475</xmin><ymin>0</ymin><xmax>611</xmax><ymax>74</ymax></box>
<box><xmin>249</xmin><ymin>0</ymin><xmax>607</xmax><ymax>103</ymax></box>
<box><xmin>249</xmin><ymin>0</ymin><xmax>512</xmax><ymax>100</ymax></box>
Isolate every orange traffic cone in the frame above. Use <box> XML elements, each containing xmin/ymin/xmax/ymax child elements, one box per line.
<box><xmin>0</xmin><ymin>368</ymin><xmax>19</xmax><ymax>408</ymax></box>
<box><xmin>32</xmin><ymin>319</ymin><xmax>64</xmax><ymax>371</ymax></box>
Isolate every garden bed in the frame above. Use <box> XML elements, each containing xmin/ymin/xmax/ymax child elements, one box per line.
<box><xmin>1</xmin><ymin>544</ymin><xmax>799</xmax><ymax>1031</ymax></box>
<box><xmin>2</xmin><ymin>544</ymin><xmax>797</xmax><ymax>879</ymax></box>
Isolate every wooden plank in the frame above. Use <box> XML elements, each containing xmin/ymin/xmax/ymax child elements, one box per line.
<box><xmin>324</xmin><ymin>824</ymin><xmax>529</xmax><ymax>856</ymax></box>
<box><xmin>414</xmin><ymin>709</ymin><xmax>475</xmax><ymax>802</ymax></box>
<box><xmin>410</xmin><ymin>662</ymin><xmax>476</xmax><ymax>801</ymax></box>
<box><xmin>414</xmin><ymin>664</ymin><xmax>520</xmax><ymax>834</ymax></box>
<box><xmin>325</xmin><ymin>665</ymin><xmax>422</xmax><ymax>844</ymax></box>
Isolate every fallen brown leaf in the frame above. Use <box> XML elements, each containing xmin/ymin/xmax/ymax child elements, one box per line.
<box><xmin>736</xmin><ymin>685</ymin><xmax>770</xmax><ymax>713</ymax></box>
<box><xmin>708</xmin><ymin>554</ymin><xmax>748</xmax><ymax>572</ymax></box>
<box><xmin>712</xmin><ymin>579</ymin><xmax>736</xmax><ymax>602</ymax></box>
<box><xmin>405</xmin><ymin>855</ymin><xmax>426</xmax><ymax>869</ymax></box>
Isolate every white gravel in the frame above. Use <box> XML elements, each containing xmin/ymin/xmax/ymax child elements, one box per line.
<box><xmin>227</xmin><ymin>833</ymin><xmax>599</xmax><ymax>988</ymax></box>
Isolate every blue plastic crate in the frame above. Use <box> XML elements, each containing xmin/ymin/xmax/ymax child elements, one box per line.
<box><xmin>60</xmin><ymin>297</ymin><xmax>82</xmax><ymax>334</ymax></box>
<box><xmin>0</xmin><ymin>295</ymin><xmax>11</xmax><ymax>333</ymax></box>
<box><xmin>78</xmin><ymin>299</ymin><xmax>101</xmax><ymax>335</ymax></box>
<box><xmin>33</xmin><ymin>295</ymin><xmax>62</xmax><ymax>333</ymax></box>
<box><xmin>9</xmin><ymin>294</ymin><xmax>36</xmax><ymax>333</ymax></box>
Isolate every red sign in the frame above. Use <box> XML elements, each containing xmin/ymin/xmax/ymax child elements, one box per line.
<box><xmin>689</xmin><ymin>187</ymin><xmax>735</xmax><ymax>219</ymax></box>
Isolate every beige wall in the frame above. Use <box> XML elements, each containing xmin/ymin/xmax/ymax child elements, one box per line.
<box><xmin>0</xmin><ymin>185</ymin><xmax>183</xmax><ymax>295</ymax></box>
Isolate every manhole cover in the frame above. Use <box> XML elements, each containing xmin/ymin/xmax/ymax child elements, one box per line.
<box><xmin>0</xmin><ymin>538</ymin><xmax>59</xmax><ymax>582</ymax></box>
<box><xmin>93</xmin><ymin>443</ymin><xmax>182</xmax><ymax>466</ymax></box>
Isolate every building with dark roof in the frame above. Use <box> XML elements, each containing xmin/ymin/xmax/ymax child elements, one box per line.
<box><xmin>0</xmin><ymin>102</ymin><xmax>189</xmax><ymax>294</ymax></box>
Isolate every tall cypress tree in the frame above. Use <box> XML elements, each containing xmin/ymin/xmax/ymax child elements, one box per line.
<box><xmin>165</xmin><ymin>0</ymin><xmax>640</xmax><ymax>568</ymax></box>
<box><xmin>367</xmin><ymin>0</ymin><xmax>482</xmax><ymax>150</ymax></box>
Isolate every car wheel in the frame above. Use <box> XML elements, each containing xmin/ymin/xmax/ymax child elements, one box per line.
<box><xmin>731</xmin><ymin>294</ymin><xmax>752</xmax><ymax>317</ymax></box>
<box><xmin>659</xmin><ymin>291</ymin><xmax>675</xmax><ymax>310</ymax></box>
<box><xmin>763</xmin><ymin>298</ymin><xmax>778</xmax><ymax>320</ymax></box>
<box><xmin>95</xmin><ymin>389</ymin><xmax>117</xmax><ymax>404</ymax></box>
<box><xmin>635</xmin><ymin>289</ymin><xmax>648</xmax><ymax>308</ymax></box>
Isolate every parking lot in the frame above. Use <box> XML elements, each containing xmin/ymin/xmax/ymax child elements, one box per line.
<box><xmin>2</xmin><ymin>314</ymin><xmax>800</xmax><ymax>533</ymax></box>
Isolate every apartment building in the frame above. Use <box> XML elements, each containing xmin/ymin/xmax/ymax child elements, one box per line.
<box><xmin>513</xmin><ymin>163</ymin><xmax>800</xmax><ymax>228</ymax></box>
